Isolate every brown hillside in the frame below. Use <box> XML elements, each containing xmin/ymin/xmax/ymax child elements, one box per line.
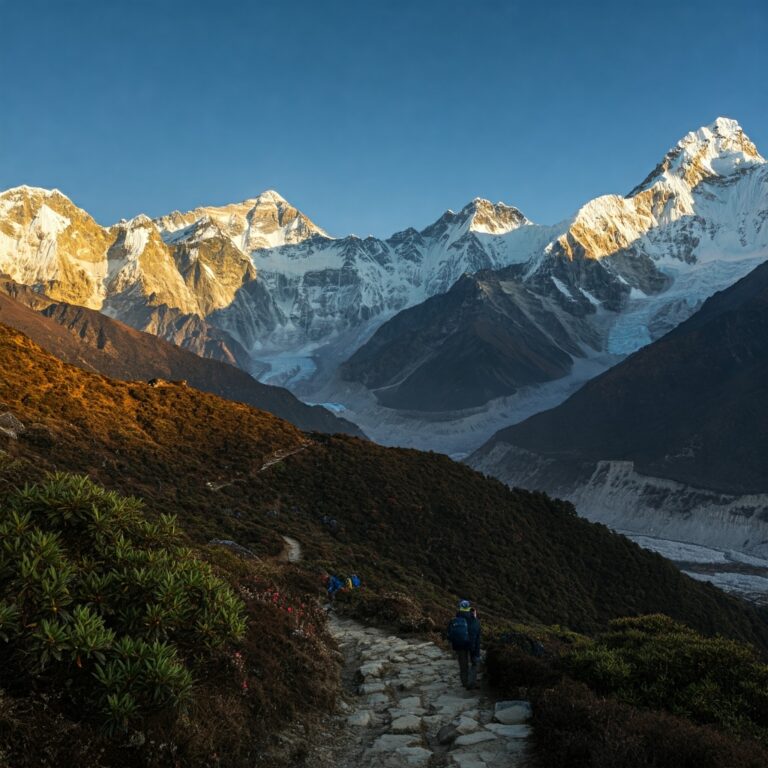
<box><xmin>0</xmin><ymin>277</ymin><xmax>363</xmax><ymax>437</ymax></box>
<box><xmin>1</xmin><ymin>322</ymin><xmax>768</xmax><ymax>651</ymax></box>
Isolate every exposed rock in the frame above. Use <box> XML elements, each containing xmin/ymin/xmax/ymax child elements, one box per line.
<box><xmin>493</xmin><ymin>700</ymin><xmax>532</xmax><ymax>725</ymax></box>
<box><xmin>454</xmin><ymin>730</ymin><xmax>498</xmax><ymax>746</ymax></box>
<box><xmin>394</xmin><ymin>745</ymin><xmax>432</xmax><ymax>766</ymax></box>
<box><xmin>347</xmin><ymin>710</ymin><xmax>373</xmax><ymax>727</ymax></box>
<box><xmin>455</xmin><ymin>715</ymin><xmax>481</xmax><ymax>734</ymax></box>
<box><xmin>390</xmin><ymin>714</ymin><xmax>422</xmax><ymax>734</ymax></box>
<box><xmin>485</xmin><ymin>723</ymin><xmax>532</xmax><ymax>739</ymax></box>
<box><xmin>359</xmin><ymin>682</ymin><xmax>386</xmax><ymax>695</ymax></box>
<box><xmin>369</xmin><ymin>734</ymin><xmax>422</xmax><ymax>752</ymax></box>
<box><xmin>0</xmin><ymin>411</ymin><xmax>25</xmax><ymax>439</ymax></box>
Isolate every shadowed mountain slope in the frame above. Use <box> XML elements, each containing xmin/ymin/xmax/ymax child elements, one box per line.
<box><xmin>0</xmin><ymin>277</ymin><xmax>363</xmax><ymax>437</ymax></box>
<box><xmin>470</xmin><ymin>259</ymin><xmax>768</xmax><ymax>496</ymax></box>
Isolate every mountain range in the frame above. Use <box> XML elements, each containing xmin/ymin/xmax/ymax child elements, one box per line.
<box><xmin>0</xmin><ymin>118</ymin><xmax>766</xmax><ymax>456</ymax></box>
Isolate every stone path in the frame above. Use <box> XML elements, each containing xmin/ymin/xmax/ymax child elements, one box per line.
<box><xmin>324</xmin><ymin>614</ymin><xmax>532</xmax><ymax>768</ymax></box>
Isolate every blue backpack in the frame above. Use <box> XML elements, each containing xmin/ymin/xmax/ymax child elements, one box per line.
<box><xmin>350</xmin><ymin>574</ymin><xmax>361</xmax><ymax>588</ymax></box>
<box><xmin>447</xmin><ymin>616</ymin><xmax>469</xmax><ymax>648</ymax></box>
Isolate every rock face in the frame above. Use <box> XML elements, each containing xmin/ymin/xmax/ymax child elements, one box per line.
<box><xmin>468</xmin><ymin>259</ymin><xmax>768</xmax><ymax>554</ymax></box>
<box><xmin>320</xmin><ymin>615</ymin><xmax>531</xmax><ymax>768</ymax></box>
<box><xmin>340</xmin><ymin>271</ymin><xmax>580</xmax><ymax>411</ymax></box>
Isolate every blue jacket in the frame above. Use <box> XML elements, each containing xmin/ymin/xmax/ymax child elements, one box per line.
<box><xmin>450</xmin><ymin>611</ymin><xmax>481</xmax><ymax>658</ymax></box>
<box><xmin>327</xmin><ymin>575</ymin><xmax>344</xmax><ymax>595</ymax></box>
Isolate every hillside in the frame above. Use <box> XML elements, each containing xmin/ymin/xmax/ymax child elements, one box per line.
<box><xmin>1</xmin><ymin>323</ymin><xmax>768</xmax><ymax>652</ymax></box>
<box><xmin>0</xmin><ymin>277</ymin><xmax>363</xmax><ymax>437</ymax></box>
<box><xmin>341</xmin><ymin>271</ymin><xmax>577</xmax><ymax>411</ymax></box>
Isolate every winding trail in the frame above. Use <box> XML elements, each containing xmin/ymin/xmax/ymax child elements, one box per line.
<box><xmin>277</xmin><ymin>534</ymin><xmax>532</xmax><ymax>767</ymax></box>
<box><xmin>280</xmin><ymin>535</ymin><xmax>302</xmax><ymax>563</ymax></box>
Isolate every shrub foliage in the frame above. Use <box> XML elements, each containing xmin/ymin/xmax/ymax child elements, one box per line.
<box><xmin>0</xmin><ymin>473</ymin><xmax>246</xmax><ymax>732</ymax></box>
<box><xmin>564</xmin><ymin>614</ymin><xmax>768</xmax><ymax>740</ymax></box>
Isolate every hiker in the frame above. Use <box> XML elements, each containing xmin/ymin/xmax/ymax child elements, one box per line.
<box><xmin>325</xmin><ymin>574</ymin><xmax>344</xmax><ymax>602</ymax></box>
<box><xmin>446</xmin><ymin>599</ymin><xmax>481</xmax><ymax>689</ymax></box>
<box><xmin>340</xmin><ymin>573</ymin><xmax>362</xmax><ymax>591</ymax></box>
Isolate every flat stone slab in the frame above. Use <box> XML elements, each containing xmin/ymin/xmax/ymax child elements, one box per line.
<box><xmin>366</xmin><ymin>692</ymin><xmax>391</xmax><ymax>708</ymax></box>
<box><xmin>454</xmin><ymin>730</ymin><xmax>498</xmax><ymax>747</ymax></box>
<box><xmin>450</xmin><ymin>754</ymin><xmax>488</xmax><ymax>768</ymax></box>
<box><xmin>370</xmin><ymin>734</ymin><xmax>422</xmax><ymax>752</ymax></box>
<box><xmin>347</xmin><ymin>709</ymin><xmax>373</xmax><ymax>727</ymax></box>
<box><xmin>391</xmin><ymin>714</ymin><xmax>422</xmax><ymax>733</ymax></box>
<box><xmin>493</xmin><ymin>700</ymin><xmax>532</xmax><ymax>725</ymax></box>
<box><xmin>389</xmin><ymin>706</ymin><xmax>427</xmax><ymax>719</ymax></box>
<box><xmin>455</xmin><ymin>715</ymin><xmax>480</xmax><ymax>734</ymax></box>
<box><xmin>359</xmin><ymin>660</ymin><xmax>387</xmax><ymax>678</ymax></box>
<box><xmin>434</xmin><ymin>694</ymin><xmax>481</xmax><ymax>717</ymax></box>
<box><xmin>485</xmin><ymin>722</ymin><xmax>532</xmax><ymax>739</ymax></box>
<box><xmin>359</xmin><ymin>681</ymin><xmax>386</xmax><ymax>694</ymax></box>
<box><xmin>395</xmin><ymin>746</ymin><xmax>433</xmax><ymax>766</ymax></box>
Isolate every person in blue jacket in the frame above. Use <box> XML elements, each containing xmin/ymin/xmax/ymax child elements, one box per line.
<box><xmin>446</xmin><ymin>599</ymin><xmax>481</xmax><ymax>689</ymax></box>
<box><xmin>326</xmin><ymin>574</ymin><xmax>344</xmax><ymax>601</ymax></box>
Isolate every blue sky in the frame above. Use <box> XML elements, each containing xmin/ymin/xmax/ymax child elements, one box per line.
<box><xmin>1</xmin><ymin>0</ymin><xmax>766</xmax><ymax>237</ymax></box>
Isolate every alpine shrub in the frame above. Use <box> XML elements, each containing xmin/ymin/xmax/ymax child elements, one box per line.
<box><xmin>0</xmin><ymin>473</ymin><xmax>246</xmax><ymax>732</ymax></box>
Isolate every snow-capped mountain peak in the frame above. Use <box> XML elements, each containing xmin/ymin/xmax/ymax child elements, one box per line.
<box><xmin>632</xmin><ymin>117</ymin><xmax>764</xmax><ymax>196</ymax></box>
<box><xmin>247</xmin><ymin>189</ymin><xmax>289</xmax><ymax>205</ymax></box>
<box><xmin>463</xmin><ymin>198</ymin><xmax>530</xmax><ymax>234</ymax></box>
<box><xmin>155</xmin><ymin>191</ymin><xmax>329</xmax><ymax>253</ymax></box>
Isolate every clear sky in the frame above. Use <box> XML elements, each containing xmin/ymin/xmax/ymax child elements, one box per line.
<box><xmin>1</xmin><ymin>0</ymin><xmax>766</xmax><ymax>238</ymax></box>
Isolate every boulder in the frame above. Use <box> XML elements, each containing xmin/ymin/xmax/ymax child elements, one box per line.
<box><xmin>0</xmin><ymin>411</ymin><xmax>25</xmax><ymax>439</ymax></box>
<box><xmin>391</xmin><ymin>714</ymin><xmax>422</xmax><ymax>734</ymax></box>
<box><xmin>493</xmin><ymin>700</ymin><xmax>532</xmax><ymax>725</ymax></box>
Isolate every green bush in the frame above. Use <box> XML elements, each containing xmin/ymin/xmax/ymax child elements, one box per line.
<box><xmin>0</xmin><ymin>473</ymin><xmax>246</xmax><ymax>732</ymax></box>
<box><xmin>531</xmin><ymin>678</ymin><xmax>768</xmax><ymax>768</ymax></box>
<box><xmin>565</xmin><ymin>614</ymin><xmax>768</xmax><ymax>740</ymax></box>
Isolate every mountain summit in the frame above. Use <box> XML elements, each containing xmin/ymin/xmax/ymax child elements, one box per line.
<box><xmin>632</xmin><ymin>117</ymin><xmax>764</xmax><ymax>195</ymax></box>
<box><xmin>155</xmin><ymin>190</ymin><xmax>329</xmax><ymax>252</ymax></box>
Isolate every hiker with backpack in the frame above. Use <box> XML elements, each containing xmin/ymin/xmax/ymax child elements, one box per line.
<box><xmin>446</xmin><ymin>599</ymin><xmax>481</xmax><ymax>689</ymax></box>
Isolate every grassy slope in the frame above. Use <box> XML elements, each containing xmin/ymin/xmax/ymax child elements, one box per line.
<box><xmin>2</xmin><ymin>322</ymin><xmax>768</xmax><ymax>652</ymax></box>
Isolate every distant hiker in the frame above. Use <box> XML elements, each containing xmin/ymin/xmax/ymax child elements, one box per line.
<box><xmin>325</xmin><ymin>574</ymin><xmax>344</xmax><ymax>602</ymax></box>
<box><xmin>343</xmin><ymin>574</ymin><xmax>362</xmax><ymax>591</ymax></box>
<box><xmin>446</xmin><ymin>599</ymin><xmax>481</xmax><ymax>689</ymax></box>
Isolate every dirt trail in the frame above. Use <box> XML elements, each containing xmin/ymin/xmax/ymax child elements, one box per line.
<box><xmin>280</xmin><ymin>535</ymin><xmax>302</xmax><ymax>563</ymax></box>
